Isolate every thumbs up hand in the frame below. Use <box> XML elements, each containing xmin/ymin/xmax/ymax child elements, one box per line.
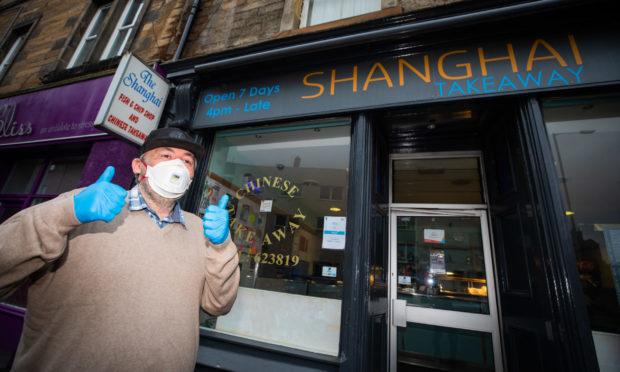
<box><xmin>203</xmin><ymin>194</ymin><xmax>230</xmax><ymax>244</ymax></box>
<box><xmin>73</xmin><ymin>166</ymin><xmax>127</xmax><ymax>223</ymax></box>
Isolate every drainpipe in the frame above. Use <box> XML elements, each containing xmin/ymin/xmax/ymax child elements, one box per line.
<box><xmin>173</xmin><ymin>0</ymin><xmax>200</xmax><ymax>61</ymax></box>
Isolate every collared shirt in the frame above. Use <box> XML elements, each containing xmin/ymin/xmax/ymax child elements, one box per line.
<box><xmin>128</xmin><ymin>184</ymin><xmax>187</xmax><ymax>229</ymax></box>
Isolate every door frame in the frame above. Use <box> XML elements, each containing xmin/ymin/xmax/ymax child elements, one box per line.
<box><xmin>388</xmin><ymin>151</ymin><xmax>504</xmax><ymax>371</ymax></box>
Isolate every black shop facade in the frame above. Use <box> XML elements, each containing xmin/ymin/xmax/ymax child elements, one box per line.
<box><xmin>160</xmin><ymin>8</ymin><xmax>620</xmax><ymax>372</ymax></box>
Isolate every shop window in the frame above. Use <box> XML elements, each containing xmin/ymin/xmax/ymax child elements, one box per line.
<box><xmin>0</xmin><ymin>155</ymin><xmax>87</xmax><ymax>307</ymax></box>
<box><xmin>0</xmin><ymin>23</ymin><xmax>34</xmax><ymax>82</ymax></box>
<box><xmin>66</xmin><ymin>0</ymin><xmax>145</xmax><ymax>69</ymax></box>
<box><xmin>198</xmin><ymin>121</ymin><xmax>350</xmax><ymax>356</ymax></box>
<box><xmin>300</xmin><ymin>0</ymin><xmax>381</xmax><ymax>27</ymax></box>
<box><xmin>542</xmin><ymin>95</ymin><xmax>620</xmax><ymax>359</ymax></box>
<box><xmin>0</xmin><ymin>159</ymin><xmax>44</xmax><ymax>195</ymax></box>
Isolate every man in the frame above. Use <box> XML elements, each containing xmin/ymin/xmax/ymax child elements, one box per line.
<box><xmin>0</xmin><ymin>127</ymin><xmax>239</xmax><ymax>371</ymax></box>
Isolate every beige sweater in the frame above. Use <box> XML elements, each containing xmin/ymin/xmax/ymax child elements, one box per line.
<box><xmin>0</xmin><ymin>190</ymin><xmax>239</xmax><ymax>371</ymax></box>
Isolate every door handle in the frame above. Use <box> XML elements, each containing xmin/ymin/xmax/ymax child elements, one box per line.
<box><xmin>392</xmin><ymin>299</ymin><xmax>407</xmax><ymax>327</ymax></box>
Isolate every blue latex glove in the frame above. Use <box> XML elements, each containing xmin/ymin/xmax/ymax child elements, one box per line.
<box><xmin>203</xmin><ymin>195</ymin><xmax>230</xmax><ymax>244</ymax></box>
<box><xmin>73</xmin><ymin>166</ymin><xmax>127</xmax><ymax>223</ymax></box>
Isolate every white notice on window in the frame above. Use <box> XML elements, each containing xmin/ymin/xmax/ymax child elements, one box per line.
<box><xmin>322</xmin><ymin>266</ymin><xmax>337</xmax><ymax>278</ymax></box>
<box><xmin>260</xmin><ymin>200</ymin><xmax>273</xmax><ymax>213</ymax></box>
<box><xmin>322</xmin><ymin>216</ymin><xmax>346</xmax><ymax>250</ymax></box>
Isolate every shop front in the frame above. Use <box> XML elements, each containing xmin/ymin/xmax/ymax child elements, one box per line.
<box><xmin>164</xmin><ymin>5</ymin><xmax>619</xmax><ymax>371</ymax></box>
<box><xmin>162</xmin><ymin>13</ymin><xmax>620</xmax><ymax>371</ymax></box>
<box><xmin>0</xmin><ymin>76</ymin><xmax>139</xmax><ymax>366</ymax></box>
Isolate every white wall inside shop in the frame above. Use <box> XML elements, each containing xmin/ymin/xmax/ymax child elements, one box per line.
<box><xmin>215</xmin><ymin>287</ymin><xmax>341</xmax><ymax>355</ymax></box>
<box><xmin>592</xmin><ymin>331</ymin><xmax>620</xmax><ymax>372</ymax></box>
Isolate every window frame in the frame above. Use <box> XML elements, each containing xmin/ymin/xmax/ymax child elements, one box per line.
<box><xmin>300</xmin><ymin>0</ymin><xmax>382</xmax><ymax>28</ymax></box>
<box><xmin>63</xmin><ymin>0</ymin><xmax>148</xmax><ymax>70</ymax></box>
<box><xmin>0</xmin><ymin>20</ymin><xmax>36</xmax><ymax>82</ymax></box>
<box><xmin>100</xmin><ymin>0</ymin><xmax>145</xmax><ymax>60</ymax></box>
<box><xmin>67</xmin><ymin>3</ymin><xmax>112</xmax><ymax>68</ymax></box>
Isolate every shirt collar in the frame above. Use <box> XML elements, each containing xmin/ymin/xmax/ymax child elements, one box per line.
<box><xmin>129</xmin><ymin>184</ymin><xmax>187</xmax><ymax>228</ymax></box>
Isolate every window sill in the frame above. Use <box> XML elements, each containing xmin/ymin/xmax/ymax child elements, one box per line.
<box><xmin>40</xmin><ymin>57</ymin><xmax>122</xmax><ymax>85</ymax></box>
<box><xmin>199</xmin><ymin>327</ymin><xmax>341</xmax><ymax>366</ymax></box>
<box><xmin>274</xmin><ymin>6</ymin><xmax>404</xmax><ymax>39</ymax></box>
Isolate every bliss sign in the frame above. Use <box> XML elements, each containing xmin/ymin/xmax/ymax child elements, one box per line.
<box><xmin>0</xmin><ymin>103</ymin><xmax>33</xmax><ymax>139</ymax></box>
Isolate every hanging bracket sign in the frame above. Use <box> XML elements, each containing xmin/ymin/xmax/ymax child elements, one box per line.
<box><xmin>95</xmin><ymin>53</ymin><xmax>169</xmax><ymax>145</ymax></box>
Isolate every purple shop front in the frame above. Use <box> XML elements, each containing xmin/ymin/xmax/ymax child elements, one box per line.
<box><xmin>0</xmin><ymin>76</ymin><xmax>113</xmax><ymax>146</ymax></box>
<box><xmin>0</xmin><ymin>75</ymin><xmax>141</xmax><ymax>368</ymax></box>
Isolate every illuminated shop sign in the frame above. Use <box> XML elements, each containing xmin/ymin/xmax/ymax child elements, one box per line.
<box><xmin>95</xmin><ymin>53</ymin><xmax>169</xmax><ymax>144</ymax></box>
<box><xmin>195</xmin><ymin>30</ymin><xmax>620</xmax><ymax>127</ymax></box>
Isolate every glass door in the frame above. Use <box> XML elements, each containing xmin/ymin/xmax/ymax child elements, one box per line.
<box><xmin>390</xmin><ymin>209</ymin><xmax>502</xmax><ymax>371</ymax></box>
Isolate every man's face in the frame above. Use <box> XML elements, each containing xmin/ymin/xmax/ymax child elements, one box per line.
<box><xmin>132</xmin><ymin>147</ymin><xmax>196</xmax><ymax>179</ymax></box>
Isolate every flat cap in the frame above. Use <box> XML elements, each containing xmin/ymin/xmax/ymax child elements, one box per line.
<box><xmin>141</xmin><ymin>127</ymin><xmax>205</xmax><ymax>159</ymax></box>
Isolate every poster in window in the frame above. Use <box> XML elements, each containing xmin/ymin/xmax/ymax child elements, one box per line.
<box><xmin>260</xmin><ymin>199</ymin><xmax>273</xmax><ymax>212</ymax></box>
<box><xmin>322</xmin><ymin>266</ymin><xmax>337</xmax><ymax>278</ymax></box>
<box><xmin>322</xmin><ymin>216</ymin><xmax>346</xmax><ymax>250</ymax></box>
<box><xmin>430</xmin><ymin>249</ymin><xmax>446</xmax><ymax>274</ymax></box>
<box><xmin>240</xmin><ymin>204</ymin><xmax>250</xmax><ymax>222</ymax></box>
<box><xmin>424</xmin><ymin>229</ymin><xmax>445</xmax><ymax>244</ymax></box>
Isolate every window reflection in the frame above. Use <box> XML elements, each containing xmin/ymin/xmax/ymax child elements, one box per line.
<box><xmin>396</xmin><ymin>216</ymin><xmax>489</xmax><ymax>314</ymax></box>
<box><xmin>198</xmin><ymin>122</ymin><xmax>350</xmax><ymax>355</ymax></box>
<box><xmin>543</xmin><ymin>97</ymin><xmax>620</xmax><ymax>334</ymax></box>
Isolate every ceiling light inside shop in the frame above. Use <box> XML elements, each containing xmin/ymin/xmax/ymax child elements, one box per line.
<box><xmin>566</xmin><ymin>211</ymin><xmax>575</xmax><ymax>215</ymax></box>
<box><xmin>330</xmin><ymin>207</ymin><xmax>341</xmax><ymax>212</ymax></box>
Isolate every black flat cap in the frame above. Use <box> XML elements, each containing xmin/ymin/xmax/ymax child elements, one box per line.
<box><xmin>141</xmin><ymin>127</ymin><xmax>205</xmax><ymax>158</ymax></box>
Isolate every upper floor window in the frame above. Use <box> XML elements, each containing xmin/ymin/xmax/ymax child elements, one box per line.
<box><xmin>66</xmin><ymin>0</ymin><xmax>145</xmax><ymax>69</ymax></box>
<box><xmin>67</xmin><ymin>4</ymin><xmax>111</xmax><ymax>68</ymax></box>
<box><xmin>101</xmin><ymin>0</ymin><xmax>144</xmax><ymax>60</ymax></box>
<box><xmin>300</xmin><ymin>0</ymin><xmax>381</xmax><ymax>27</ymax></box>
<box><xmin>0</xmin><ymin>23</ymin><xmax>34</xmax><ymax>82</ymax></box>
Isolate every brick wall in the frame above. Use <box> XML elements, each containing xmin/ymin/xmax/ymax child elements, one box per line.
<box><xmin>181</xmin><ymin>0</ymin><xmax>286</xmax><ymax>58</ymax></box>
<box><xmin>0</xmin><ymin>0</ymin><xmax>471</xmax><ymax>96</ymax></box>
<box><xmin>180</xmin><ymin>0</ymin><xmax>465</xmax><ymax>59</ymax></box>
<box><xmin>0</xmin><ymin>0</ymin><xmax>187</xmax><ymax>96</ymax></box>
<box><xmin>0</xmin><ymin>0</ymin><xmax>87</xmax><ymax>94</ymax></box>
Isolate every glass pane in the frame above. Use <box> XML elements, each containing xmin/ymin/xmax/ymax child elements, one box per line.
<box><xmin>543</xmin><ymin>97</ymin><xmax>620</xmax><ymax>334</ymax></box>
<box><xmin>121</xmin><ymin>0</ymin><xmax>143</xmax><ymax>27</ymax></box>
<box><xmin>396</xmin><ymin>216</ymin><xmax>489</xmax><ymax>314</ymax></box>
<box><xmin>0</xmin><ymin>35</ymin><xmax>25</xmax><ymax>77</ymax></box>
<box><xmin>69</xmin><ymin>5</ymin><xmax>109</xmax><ymax>67</ymax></box>
<box><xmin>308</xmin><ymin>0</ymin><xmax>340</xmax><ymax>26</ymax></box>
<box><xmin>393</xmin><ymin>157</ymin><xmax>484</xmax><ymax>204</ymax></box>
<box><xmin>71</xmin><ymin>39</ymin><xmax>95</xmax><ymax>67</ymax></box>
<box><xmin>308</xmin><ymin>0</ymin><xmax>380</xmax><ymax>26</ymax></box>
<box><xmin>1</xmin><ymin>159</ymin><xmax>44</xmax><ymax>194</ymax></box>
<box><xmin>88</xmin><ymin>6</ymin><xmax>110</xmax><ymax>38</ymax></box>
<box><xmin>0</xmin><ymin>203</ymin><xmax>22</xmax><ymax>224</ymax></box>
<box><xmin>105</xmin><ymin>29</ymin><xmax>130</xmax><ymax>58</ymax></box>
<box><xmin>198</xmin><ymin>123</ymin><xmax>350</xmax><ymax>355</ymax></box>
<box><xmin>36</xmin><ymin>157</ymin><xmax>86</xmax><ymax>195</ymax></box>
<box><xmin>397</xmin><ymin>322</ymin><xmax>494</xmax><ymax>372</ymax></box>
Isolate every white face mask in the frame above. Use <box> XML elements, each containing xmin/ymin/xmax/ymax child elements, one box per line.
<box><xmin>143</xmin><ymin>158</ymin><xmax>192</xmax><ymax>199</ymax></box>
